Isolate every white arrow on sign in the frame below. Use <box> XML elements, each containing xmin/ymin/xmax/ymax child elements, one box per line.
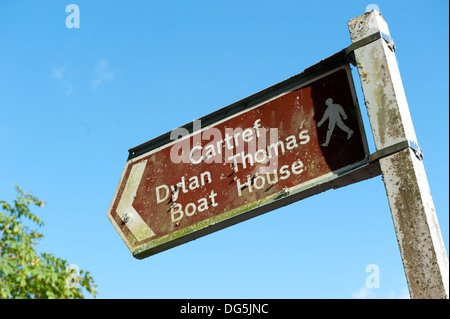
<box><xmin>116</xmin><ymin>159</ymin><xmax>155</xmax><ymax>241</ymax></box>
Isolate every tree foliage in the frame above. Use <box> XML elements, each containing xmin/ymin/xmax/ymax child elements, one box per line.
<box><xmin>0</xmin><ymin>185</ymin><xmax>97</xmax><ymax>298</ymax></box>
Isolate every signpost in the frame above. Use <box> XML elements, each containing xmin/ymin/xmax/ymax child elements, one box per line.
<box><xmin>107</xmin><ymin>60</ymin><xmax>376</xmax><ymax>259</ymax></box>
<box><xmin>107</xmin><ymin>9</ymin><xmax>448</xmax><ymax>298</ymax></box>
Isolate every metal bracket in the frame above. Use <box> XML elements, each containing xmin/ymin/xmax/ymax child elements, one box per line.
<box><xmin>381</xmin><ymin>32</ymin><xmax>396</xmax><ymax>52</ymax></box>
<box><xmin>369</xmin><ymin>140</ymin><xmax>423</xmax><ymax>163</ymax></box>
<box><xmin>345</xmin><ymin>31</ymin><xmax>396</xmax><ymax>66</ymax></box>
<box><xmin>408</xmin><ymin>140</ymin><xmax>423</xmax><ymax>161</ymax></box>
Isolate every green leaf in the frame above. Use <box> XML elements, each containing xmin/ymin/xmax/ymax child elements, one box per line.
<box><xmin>0</xmin><ymin>185</ymin><xmax>97</xmax><ymax>299</ymax></box>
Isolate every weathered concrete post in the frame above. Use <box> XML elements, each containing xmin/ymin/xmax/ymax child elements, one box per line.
<box><xmin>348</xmin><ymin>11</ymin><xmax>449</xmax><ymax>298</ymax></box>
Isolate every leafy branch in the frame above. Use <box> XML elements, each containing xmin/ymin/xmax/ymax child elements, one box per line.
<box><xmin>0</xmin><ymin>185</ymin><xmax>97</xmax><ymax>299</ymax></box>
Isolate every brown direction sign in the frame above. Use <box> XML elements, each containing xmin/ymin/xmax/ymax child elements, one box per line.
<box><xmin>107</xmin><ymin>55</ymin><xmax>371</xmax><ymax>259</ymax></box>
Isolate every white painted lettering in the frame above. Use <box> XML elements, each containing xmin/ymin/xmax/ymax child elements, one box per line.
<box><xmin>156</xmin><ymin>184</ymin><xmax>169</xmax><ymax>204</ymax></box>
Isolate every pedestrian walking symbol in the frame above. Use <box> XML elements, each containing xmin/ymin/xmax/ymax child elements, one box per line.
<box><xmin>317</xmin><ymin>98</ymin><xmax>353</xmax><ymax>146</ymax></box>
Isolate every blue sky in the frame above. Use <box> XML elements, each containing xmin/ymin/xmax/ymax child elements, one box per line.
<box><xmin>0</xmin><ymin>1</ymin><xmax>448</xmax><ymax>299</ymax></box>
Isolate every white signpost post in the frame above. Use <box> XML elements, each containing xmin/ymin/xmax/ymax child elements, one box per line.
<box><xmin>348</xmin><ymin>11</ymin><xmax>449</xmax><ymax>299</ymax></box>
